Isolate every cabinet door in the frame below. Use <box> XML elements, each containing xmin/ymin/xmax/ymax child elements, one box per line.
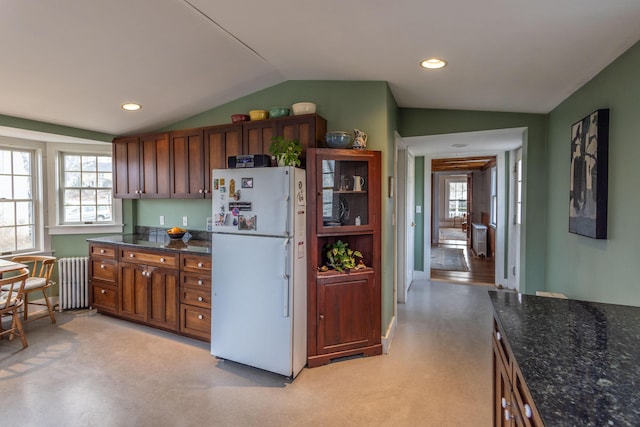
<box><xmin>139</xmin><ymin>133</ymin><xmax>171</xmax><ymax>198</ymax></box>
<box><xmin>204</xmin><ymin>124</ymin><xmax>242</xmax><ymax>196</ymax></box>
<box><xmin>90</xmin><ymin>282</ymin><xmax>118</xmax><ymax>313</ymax></box>
<box><xmin>148</xmin><ymin>267</ymin><xmax>179</xmax><ymax>330</ymax></box>
<box><xmin>243</xmin><ymin>120</ymin><xmax>275</xmax><ymax>156</ymax></box>
<box><xmin>317</xmin><ymin>274</ymin><xmax>374</xmax><ymax>354</ymax></box>
<box><xmin>113</xmin><ymin>136</ymin><xmax>141</xmax><ymax>198</ymax></box>
<box><xmin>119</xmin><ymin>263</ymin><xmax>148</xmax><ymax>321</ymax></box>
<box><xmin>276</xmin><ymin>115</ymin><xmax>325</xmax><ymax>167</ymax></box>
<box><xmin>171</xmin><ymin>129</ymin><xmax>205</xmax><ymax>198</ymax></box>
<box><xmin>493</xmin><ymin>336</ymin><xmax>514</xmax><ymax>427</ymax></box>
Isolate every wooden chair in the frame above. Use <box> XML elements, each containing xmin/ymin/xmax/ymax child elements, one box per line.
<box><xmin>0</xmin><ymin>267</ymin><xmax>29</xmax><ymax>348</ymax></box>
<box><xmin>2</xmin><ymin>256</ymin><xmax>57</xmax><ymax>323</ymax></box>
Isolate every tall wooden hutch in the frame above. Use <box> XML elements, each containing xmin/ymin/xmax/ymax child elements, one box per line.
<box><xmin>306</xmin><ymin>148</ymin><xmax>382</xmax><ymax>367</ymax></box>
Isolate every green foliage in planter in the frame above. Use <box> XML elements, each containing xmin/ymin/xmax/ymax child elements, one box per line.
<box><xmin>324</xmin><ymin>240</ymin><xmax>363</xmax><ymax>272</ymax></box>
<box><xmin>269</xmin><ymin>136</ymin><xmax>302</xmax><ymax>167</ymax></box>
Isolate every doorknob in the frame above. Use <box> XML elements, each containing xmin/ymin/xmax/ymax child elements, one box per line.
<box><xmin>411</xmin><ymin>222</ymin><xmax>416</xmax><ymax>227</ymax></box>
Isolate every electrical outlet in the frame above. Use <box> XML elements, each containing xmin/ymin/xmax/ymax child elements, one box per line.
<box><xmin>182</xmin><ymin>216</ymin><xmax>188</xmax><ymax>226</ymax></box>
<box><xmin>159</xmin><ymin>215</ymin><xmax>165</xmax><ymax>225</ymax></box>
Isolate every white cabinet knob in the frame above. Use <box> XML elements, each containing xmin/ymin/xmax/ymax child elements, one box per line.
<box><xmin>130</xmin><ymin>253</ymin><xmax>135</xmax><ymax>258</ymax></box>
<box><xmin>197</xmin><ymin>279</ymin><xmax>203</xmax><ymax>285</ymax></box>
<box><xmin>501</xmin><ymin>397</ymin><xmax>508</xmax><ymax>408</ymax></box>
<box><xmin>197</xmin><ymin>262</ymin><xmax>204</xmax><ymax>268</ymax></box>
<box><xmin>198</xmin><ymin>314</ymin><xmax>204</xmax><ymax>320</ymax></box>
<box><xmin>198</xmin><ymin>296</ymin><xmax>204</xmax><ymax>302</ymax></box>
<box><xmin>504</xmin><ymin>409</ymin><xmax>511</xmax><ymax>421</ymax></box>
<box><xmin>100</xmin><ymin>264</ymin><xmax>106</xmax><ymax>269</ymax></box>
<box><xmin>101</xmin><ymin>289</ymin><xmax>107</xmax><ymax>294</ymax></box>
<box><xmin>160</xmin><ymin>257</ymin><xmax>165</xmax><ymax>263</ymax></box>
<box><xmin>199</xmin><ymin>189</ymin><xmax>204</xmax><ymax>194</ymax></box>
<box><xmin>100</xmin><ymin>249</ymin><xmax>105</xmax><ymax>254</ymax></box>
<box><xmin>496</xmin><ymin>331</ymin><xmax>501</xmax><ymax>341</ymax></box>
<box><xmin>524</xmin><ymin>404</ymin><xmax>533</xmax><ymax>419</ymax></box>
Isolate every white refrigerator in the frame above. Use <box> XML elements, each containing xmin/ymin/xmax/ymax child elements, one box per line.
<box><xmin>210</xmin><ymin>166</ymin><xmax>307</xmax><ymax>378</ymax></box>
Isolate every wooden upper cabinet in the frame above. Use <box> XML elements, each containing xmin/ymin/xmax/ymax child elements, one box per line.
<box><xmin>113</xmin><ymin>136</ymin><xmax>141</xmax><ymax>198</ymax></box>
<box><xmin>277</xmin><ymin>115</ymin><xmax>326</xmax><ymax>167</ymax></box>
<box><xmin>140</xmin><ymin>133</ymin><xmax>171</xmax><ymax>198</ymax></box>
<box><xmin>204</xmin><ymin>124</ymin><xmax>242</xmax><ymax>198</ymax></box>
<box><xmin>243</xmin><ymin>120</ymin><xmax>275</xmax><ymax>156</ymax></box>
<box><xmin>170</xmin><ymin>129</ymin><xmax>205</xmax><ymax>199</ymax></box>
<box><xmin>113</xmin><ymin>134</ymin><xmax>170</xmax><ymax>199</ymax></box>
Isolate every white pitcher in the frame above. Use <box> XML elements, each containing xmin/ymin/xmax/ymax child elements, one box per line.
<box><xmin>353</xmin><ymin>175</ymin><xmax>365</xmax><ymax>191</ymax></box>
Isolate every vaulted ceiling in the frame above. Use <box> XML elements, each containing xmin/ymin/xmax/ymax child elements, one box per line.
<box><xmin>2</xmin><ymin>0</ymin><xmax>640</xmax><ymax>136</ymax></box>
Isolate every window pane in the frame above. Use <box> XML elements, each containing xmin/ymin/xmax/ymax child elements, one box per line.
<box><xmin>65</xmin><ymin>155</ymin><xmax>81</xmax><ymax>171</ymax></box>
<box><xmin>0</xmin><ymin>175</ymin><xmax>11</xmax><ymax>199</ymax></box>
<box><xmin>13</xmin><ymin>176</ymin><xmax>32</xmax><ymax>199</ymax></box>
<box><xmin>82</xmin><ymin>156</ymin><xmax>97</xmax><ymax>172</ymax></box>
<box><xmin>82</xmin><ymin>171</ymin><xmax>96</xmax><ymax>187</ymax></box>
<box><xmin>97</xmin><ymin>156</ymin><xmax>112</xmax><ymax>172</ymax></box>
<box><xmin>0</xmin><ymin>201</ymin><xmax>15</xmax><ymax>225</ymax></box>
<box><xmin>97</xmin><ymin>189</ymin><xmax>111</xmax><ymax>204</ymax></box>
<box><xmin>0</xmin><ymin>151</ymin><xmax>11</xmax><ymax>174</ymax></box>
<box><xmin>13</xmin><ymin>151</ymin><xmax>31</xmax><ymax>175</ymax></box>
<box><xmin>64</xmin><ymin>189</ymin><xmax>81</xmax><ymax>206</ymax></box>
<box><xmin>16</xmin><ymin>201</ymin><xmax>32</xmax><ymax>225</ymax></box>
<box><xmin>81</xmin><ymin>189</ymin><xmax>96</xmax><ymax>205</ymax></box>
<box><xmin>65</xmin><ymin>171</ymin><xmax>80</xmax><ymax>187</ymax></box>
<box><xmin>82</xmin><ymin>206</ymin><xmax>96</xmax><ymax>222</ymax></box>
<box><xmin>98</xmin><ymin>172</ymin><xmax>112</xmax><ymax>188</ymax></box>
<box><xmin>16</xmin><ymin>225</ymin><xmax>33</xmax><ymax>251</ymax></box>
<box><xmin>0</xmin><ymin>227</ymin><xmax>15</xmax><ymax>252</ymax></box>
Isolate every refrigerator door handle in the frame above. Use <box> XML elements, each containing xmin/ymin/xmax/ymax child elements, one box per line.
<box><xmin>283</xmin><ymin>170</ymin><xmax>291</xmax><ymax>236</ymax></box>
<box><xmin>282</xmin><ymin>239</ymin><xmax>290</xmax><ymax>317</ymax></box>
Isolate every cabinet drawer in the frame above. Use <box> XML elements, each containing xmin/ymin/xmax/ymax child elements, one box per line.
<box><xmin>493</xmin><ymin>319</ymin><xmax>512</xmax><ymax>375</ymax></box>
<box><xmin>90</xmin><ymin>259</ymin><xmax>117</xmax><ymax>283</ymax></box>
<box><xmin>181</xmin><ymin>254</ymin><xmax>212</xmax><ymax>273</ymax></box>
<box><xmin>91</xmin><ymin>282</ymin><xmax>118</xmax><ymax>312</ymax></box>
<box><xmin>120</xmin><ymin>248</ymin><xmax>179</xmax><ymax>269</ymax></box>
<box><xmin>90</xmin><ymin>243</ymin><xmax>117</xmax><ymax>260</ymax></box>
<box><xmin>180</xmin><ymin>286</ymin><xmax>211</xmax><ymax>308</ymax></box>
<box><xmin>181</xmin><ymin>271</ymin><xmax>211</xmax><ymax>289</ymax></box>
<box><xmin>180</xmin><ymin>304</ymin><xmax>211</xmax><ymax>341</ymax></box>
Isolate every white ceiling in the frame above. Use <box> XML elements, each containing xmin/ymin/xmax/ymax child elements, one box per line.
<box><xmin>2</xmin><ymin>0</ymin><xmax>640</xmax><ymax>137</ymax></box>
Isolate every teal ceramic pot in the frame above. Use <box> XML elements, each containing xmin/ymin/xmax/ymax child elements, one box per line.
<box><xmin>269</xmin><ymin>107</ymin><xmax>290</xmax><ymax>118</ymax></box>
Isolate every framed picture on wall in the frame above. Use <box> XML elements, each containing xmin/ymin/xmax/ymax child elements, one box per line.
<box><xmin>569</xmin><ymin>108</ymin><xmax>609</xmax><ymax>239</ymax></box>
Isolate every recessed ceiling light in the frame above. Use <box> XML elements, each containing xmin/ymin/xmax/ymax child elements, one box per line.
<box><xmin>452</xmin><ymin>143</ymin><xmax>468</xmax><ymax>148</ymax></box>
<box><xmin>121</xmin><ymin>103</ymin><xmax>142</xmax><ymax>111</ymax></box>
<box><xmin>420</xmin><ymin>58</ymin><xmax>447</xmax><ymax>69</ymax></box>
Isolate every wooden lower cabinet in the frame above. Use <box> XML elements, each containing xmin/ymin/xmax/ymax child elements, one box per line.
<box><xmin>89</xmin><ymin>242</ymin><xmax>211</xmax><ymax>342</ymax></box>
<box><xmin>493</xmin><ymin>319</ymin><xmax>543</xmax><ymax>426</ymax></box>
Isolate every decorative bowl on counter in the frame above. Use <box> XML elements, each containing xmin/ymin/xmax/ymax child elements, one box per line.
<box><xmin>292</xmin><ymin>102</ymin><xmax>316</xmax><ymax>115</ymax></box>
<box><xmin>249</xmin><ymin>109</ymin><xmax>269</xmax><ymax>121</ymax></box>
<box><xmin>231</xmin><ymin>114</ymin><xmax>250</xmax><ymax>123</ymax></box>
<box><xmin>324</xmin><ymin>131</ymin><xmax>352</xmax><ymax>148</ymax></box>
<box><xmin>269</xmin><ymin>107</ymin><xmax>290</xmax><ymax>118</ymax></box>
<box><xmin>166</xmin><ymin>227</ymin><xmax>186</xmax><ymax>240</ymax></box>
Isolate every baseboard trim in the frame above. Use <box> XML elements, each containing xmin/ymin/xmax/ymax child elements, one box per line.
<box><xmin>414</xmin><ymin>270</ymin><xmax>428</xmax><ymax>280</ymax></box>
<box><xmin>381</xmin><ymin>315</ymin><xmax>397</xmax><ymax>354</ymax></box>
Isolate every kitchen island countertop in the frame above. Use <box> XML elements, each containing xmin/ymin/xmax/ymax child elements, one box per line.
<box><xmin>489</xmin><ymin>290</ymin><xmax>640</xmax><ymax>426</ymax></box>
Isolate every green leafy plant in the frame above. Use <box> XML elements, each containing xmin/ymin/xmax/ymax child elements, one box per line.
<box><xmin>269</xmin><ymin>136</ymin><xmax>302</xmax><ymax>167</ymax></box>
<box><xmin>324</xmin><ymin>240</ymin><xmax>363</xmax><ymax>272</ymax></box>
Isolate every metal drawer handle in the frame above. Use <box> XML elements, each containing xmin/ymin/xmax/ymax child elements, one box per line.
<box><xmin>198</xmin><ymin>314</ymin><xmax>204</xmax><ymax>320</ymax></box>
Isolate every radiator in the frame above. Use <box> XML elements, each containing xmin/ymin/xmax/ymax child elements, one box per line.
<box><xmin>472</xmin><ymin>223</ymin><xmax>488</xmax><ymax>257</ymax></box>
<box><xmin>57</xmin><ymin>257</ymin><xmax>89</xmax><ymax>311</ymax></box>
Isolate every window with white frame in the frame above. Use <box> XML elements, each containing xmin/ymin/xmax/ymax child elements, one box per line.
<box><xmin>490</xmin><ymin>166</ymin><xmax>497</xmax><ymax>225</ymax></box>
<box><xmin>0</xmin><ymin>148</ymin><xmax>36</xmax><ymax>254</ymax></box>
<box><xmin>60</xmin><ymin>153</ymin><xmax>113</xmax><ymax>224</ymax></box>
<box><xmin>447</xmin><ymin>180</ymin><xmax>467</xmax><ymax>218</ymax></box>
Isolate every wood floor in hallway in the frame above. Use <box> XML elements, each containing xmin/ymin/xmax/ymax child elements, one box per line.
<box><xmin>430</xmin><ymin>241</ymin><xmax>496</xmax><ymax>286</ymax></box>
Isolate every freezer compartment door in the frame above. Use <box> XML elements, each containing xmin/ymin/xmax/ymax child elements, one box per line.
<box><xmin>211</xmin><ymin>233</ymin><xmax>297</xmax><ymax>377</ymax></box>
<box><xmin>211</xmin><ymin>167</ymin><xmax>297</xmax><ymax>237</ymax></box>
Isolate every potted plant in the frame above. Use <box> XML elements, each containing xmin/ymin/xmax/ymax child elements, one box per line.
<box><xmin>322</xmin><ymin>240</ymin><xmax>365</xmax><ymax>273</ymax></box>
<box><xmin>269</xmin><ymin>135</ymin><xmax>302</xmax><ymax>167</ymax></box>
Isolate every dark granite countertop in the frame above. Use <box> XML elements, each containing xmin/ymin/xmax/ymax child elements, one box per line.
<box><xmin>489</xmin><ymin>291</ymin><xmax>640</xmax><ymax>426</ymax></box>
<box><xmin>87</xmin><ymin>234</ymin><xmax>212</xmax><ymax>255</ymax></box>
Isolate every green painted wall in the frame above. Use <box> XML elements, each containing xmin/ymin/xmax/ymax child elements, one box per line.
<box><xmin>147</xmin><ymin>80</ymin><xmax>398</xmax><ymax>335</ymax></box>
<box><xmin>414</xmin><ymin>157</ymin><xmax>425</xmax><ymax>271</ymax></box>
<box><xmin>398</xmin><ymin>109</ymin><xmax>547</xmax><ymax>295</ymax></box>
<box><xmin>545</xmin><ymin>40</ymin><xmax>640</xmax><ymax>305</ymax></box>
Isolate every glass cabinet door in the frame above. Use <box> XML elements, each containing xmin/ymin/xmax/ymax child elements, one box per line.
<box><xmin>320</xmin><ymin>157</ymin><xmax>369</xmax><ymax>229</ymax></box>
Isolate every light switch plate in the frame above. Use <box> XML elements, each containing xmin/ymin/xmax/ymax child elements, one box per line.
<box><xmin>416</xmin><ymin>205</ymin><xmax>422</xmax><ymax>214</ymax></box>
<box><xmin>182</xmin><ymin>216</ymin><xmax>188</xmax><ymax>226</ymax></box>
<box><xmin>159</xmin><ymin>215</ymin><xmax>165</xmax><ymax>225</ymax></box>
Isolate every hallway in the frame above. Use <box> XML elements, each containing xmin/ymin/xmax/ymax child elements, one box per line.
<box><xmin>431</xmin><ymin>240</ymin><xmax>496</xmax><ymax>286</ymax></box>
<box><xmin>0</xmin><ymin>280</ymin><xmax>493</xmax><ymax>426</ymax></box>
